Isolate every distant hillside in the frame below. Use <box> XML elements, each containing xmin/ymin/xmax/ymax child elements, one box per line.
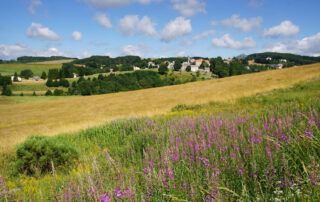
<box><xmin>247</xmin><ymin>52</ymin><xmax>320</xmax><ymax>65</ymax></box>
<box><xmin>17</xmin><ymin>56</ymin><xmax>77</xmax><ymax>63</ymax></box>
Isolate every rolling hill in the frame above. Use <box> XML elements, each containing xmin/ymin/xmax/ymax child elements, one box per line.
<box><xmin>1</xmin><ymin>63</ymin><xmax>320</xmax><ymax>150</ymax></box>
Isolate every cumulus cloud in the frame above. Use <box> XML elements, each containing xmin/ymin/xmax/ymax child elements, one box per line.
<box><xmin>26</xmin><ymin>23</ymin><xmax>60</xmax><ymax>41</ymax></box>
<box><xmin>122</xmin><ymin>45</ymin><xmax>145</xmax><ymax>57</ymax></box>
<box><xmin>265</xmin><ymin>33</ymin><xmax>320</xmax><ymax>56</ymax></box>
<box><xmin>119</xmin><ymin>15</ymin><xmax>156</xmax><ymax>36</ymax></box>
<box><xmin>183</xmin><ymin>29</ymin><xmax>215</xmax><ymax>46</ymax></box>
<box><xmin>192</xmin><ymin>30</ymin><xmax>215</xmax><ymax>41</ymax></box>
<box><xmin>0</xmin><ymin>44</ymin><xmax>63</xmax><ymax>60</ymax></box>
<box><xmin>95</xmin><ymin>14</ymin><xmax>112</xmax><ymax>28</ymax></box>
<box><xmin>72</xmin><ymin>31</ymin><xmax>82</xmax><ymax>41</ymax></box>
<box><xmin>221</xmin><ymin>15</ymin><xmax>263</xmax><ymax>32</ymax></box>
<box><xmin>28</xmin><ymin>0</ymin><xmax>42</xmax><ymax>15</ymax></box>
<box><xmin>212</xmin><ymin>34</ymin><xmax>256</xmax><ymax>49</ymax></box>
<box><xmin>264</xmin><ymin>20</ymin><xmax>299</xmax><ymax>37</ymax></box>
<box><xmin>161</xmin><ymin>17</ymin><xmax>192</xmax><ymax>42</ymax></box>
<box><xmin>172</xmin><ymin>0</ymin><xmax>205</xmax><ymax>17</ymax></box>
<box><xmin>83</xmin><ymin>0</ymin><xmax>153</xmax><ymax>8</ymax></box>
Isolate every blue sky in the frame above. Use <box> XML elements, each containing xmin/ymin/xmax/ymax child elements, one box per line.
<box><xmin>0</xmin><ymin>0</ymin><xmax>319</xmax><ymax>59</ymax></box>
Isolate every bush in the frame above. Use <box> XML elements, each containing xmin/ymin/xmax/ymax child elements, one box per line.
<box><xmin>45</xmin><ymin>90</ymin><xmax>53</xmax><ymax>96</ymax></box>
<box><xmin>15</xmin><ymin>136</ymin><xmax>78</xmax><ymax>176</ymax></box>
<box><xmin>1</xmin><ymin>85</ymin><xmax>12</xmax><ymax>96</ymax></box>
<box><xmin>20</xmin><ymin>69</ymin><xmax>33</xmax><ymax>79</ymax></box>
<box><xmin>53</xmin><ymin>89</ymin><xmax>64</xmax><ymax>96</ymax></box>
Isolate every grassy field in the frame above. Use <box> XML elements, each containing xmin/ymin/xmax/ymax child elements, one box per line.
<box><xmin>0</xmin><ymin>63</ymin><xmax>62</xmax><ymax>76</ymax></box>
<box><xmin>0</xmin><ymin>71</ymin><xmax>319</xmax><ymax>201</ymax></box>
<box><xmin>28</xmin><ymin>59</ymin><xmax>74</xmax><ymax>64</ymax></box>
<box><xmin>0</xmin><ymin>63</ymin><xmax>320</xmax><ymax>150</ymax></box>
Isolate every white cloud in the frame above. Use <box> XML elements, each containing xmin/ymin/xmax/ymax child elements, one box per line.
<box><xmin>122</xmin><ymin>45</ymin><xmax>144</xmax><ymax>57</ymax></box>
<box><xmin>72</xmin><ymin>31</ymin><xmax>82</xmax><ymax>41</ymax></box>
<box><xmin>265</xmin><ymin>33</ymin><xmax>320</xmax><ymax>56</ymax></box>
<box><xmin>95</xmin><ymin>14</ymin><xmax>112</xmax><ymax>28</ymax></box>
<box><xmin>26</xmin><ymin>23</ymin><xmax>60</xmax><ymax>41</ymax></box>
<box><xmin>264</xmin><ymin>20</ymin><xmax>299</xmax><ymax>37</ymax></box>
<box><xmin>192</xmin><ymin>30</ymin><xmax>215</xmax><ymax>41</ymax></box>
<box><xmin>28</xmin><ymin>0</ymin><xmax>42</xmax><ymax>15</ymax></box>
<box><xmin>161</xmin><ymin>17</ymin><xmax>192</xmax><ymax>42</ymax></box>
<box><xmin>172</xmin><ymin>0</ymin><xmax>205</xmax><ymax>17</ymax></box>
<box><xmin>119</xmin><ymin>15</ymin><xmax>156</xmax><ymax>36</ymax></box>
<box><xmin>221</xmin><ymin>15</ymin><xmax>263</xmax><ymax>32</ymax></box>
<box><xmin>83</xmin><ymin>0</ymin><xmax>154</xmax><ymax>8</ymax></box>
<box><xmin>0</xmin><ymin>44</ymin><xmax>64</xmax><ymax>60</ymax></box>
<box><xmin>212</xmin><ymin>34</ymin><xmax>256</xmax><ymax>49</ymax></box>
<box><xmin>183</xmin><ymin>29</ymin><xmax>215</xmax><ymax>46</ymax></box>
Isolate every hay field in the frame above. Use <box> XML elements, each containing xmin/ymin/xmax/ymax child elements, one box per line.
<box><xmin>1</xmin><ymin>63</ymin><xmax>320</xmax><ymax>150</ymax></box>
<box><xmin>0</xmin><ymin>63</ymin><xmax>62</xmax><ymax>76</ymax></box>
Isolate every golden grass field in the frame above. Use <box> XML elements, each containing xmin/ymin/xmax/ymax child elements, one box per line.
<box><xmin>1</xmin><ymin>63</ymin><xmax>320</xmax><ymax>150</ymax></box>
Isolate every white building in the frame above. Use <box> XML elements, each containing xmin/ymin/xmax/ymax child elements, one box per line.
<box><xmin>266</xmin><ymin>57</ymin><xmax>272</xmax><ymax>61</ymax></box>
<box><xmin>181</xmin><ymin>62</ymin><xmax>189</xmax><ymax>71</ymax></box>
<box><xmin>191</xmin><ymin>65</ymin><xmax>199</xmax><ymax>72</ymax></box>
<box><xmin>167</xmin><ymin>61</ymin><xmax>175</xmax><ymax>69</ymax></box>
<box><xmin>270</xmin><ymin>64</ymin><xmax>283</xmax><ymax>69</ymax></box>
<box><xmin>133</xmin><ymin>66</ymin><xmax>141</xmax><ymax>71</ymax></box>
<box><xmin>148</xmin><ymin>61</ymin><xmax>156</xmax><ymax>68</ymax></box>
<box><xmin>280</xmin><ymin>59</ymin><xmax>287</xmax><ymax>63</ymax></box>
<box><xmin>11</xmin><ymin>76</ymin><xmax>22</xmax><ymax>82</ymax></box>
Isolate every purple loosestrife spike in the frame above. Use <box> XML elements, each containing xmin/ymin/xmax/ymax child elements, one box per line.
<box><xmin>250</xmin><ymin>135</ymin><xmax>262</xmax><ymax>144</ymax></box>
<box><xmin>238</xmin><ymin>167</ymin><xmax>245</xmax><ymax>176</ymax></box>
<box><xmin>304</xmin><ymin>129</ymin><xmax>313</xmax><ymax>138</ymax></box>
<box><xmin>265</xmin><ymin>146</ymin><xmax>273</xmax><ymax>159</ymax></box>
<box><xmin>199</xmin><ymin>157</ymin><xmax>210</xmax><ymax>167</ymax></box>
<box><xmin>280</xmin><ymin>133</ymin><xmax>288</xmax><ymax>143</ymax></box>
<box><xmin>124</xmin><ymin>188</ymin><xmax>132</xmax><ymax>197</ymax></box>
<box><xmin>100</xmin><ymin>193</ymin><xmax>111</xmax><ymax>202</ymax></box>
<box><xmin>114</xmin><ymin>188</ymin><xmax>123</xmax><ymax>198</ymax></box>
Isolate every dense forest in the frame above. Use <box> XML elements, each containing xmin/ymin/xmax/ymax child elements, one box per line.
<box><xmin>16</xmin><ymin>56</ymin><xmax>77</xmax><ymax>63</ymax></box>
<box><xmin>247</xmin><ymin>52</ymin><xmax>320</xmax><ymax>66</ymax></box>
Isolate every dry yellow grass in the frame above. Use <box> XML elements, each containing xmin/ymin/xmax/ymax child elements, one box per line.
<box><xmin>1</xmin><ymin>63</ymin><xmax>320</xmax><ymax>150</ymax></box>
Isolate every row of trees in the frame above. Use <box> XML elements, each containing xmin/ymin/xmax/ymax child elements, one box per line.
<box><xmin>68</xmin><ymin>70</ymin><xmax>196</xmax><ymax>96</ymax></box>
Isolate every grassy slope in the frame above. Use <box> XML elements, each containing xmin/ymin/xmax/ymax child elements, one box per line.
<box><xmin>0</xmin><ymin>63</ymin><xmax>320</xmax><ymax>149</ymax></box>
<box><xmin>1</xmin><ymin>74</ymin><xmax>320</xmax><ymax>201</ymax></box>
<box><xmin>28</xmin><ymin>59</ymin><xmax>74</xmax><ymax>64</ymax></box>
<box><xmin>0</xmin><ymin>63</ymin><xmax>62</xmax><ymax>76</ymax></box>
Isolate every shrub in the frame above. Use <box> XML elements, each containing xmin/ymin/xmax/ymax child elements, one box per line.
<box><xmin>53</xmin><ymin>89</ymin><xmax>64</xmax><ymax>96</ymax></box>
<box><xmin>1</xmin><ymin>85</ymin><xmax>12</xmax><ymax>96</ymax></box>
<box><xmin>15</xmin><ymin>136</ymin><xmax>78</xmax><ymax>176</ymax></box>
<box><xmin>20</xmin><ymin>69</ymin><xmax>33</xmax><ymax>79</ymax></box>
<box><xmin>45</xmin><ymin>90</ymin><xmax>53</xmax><ymax>96</ymax></box>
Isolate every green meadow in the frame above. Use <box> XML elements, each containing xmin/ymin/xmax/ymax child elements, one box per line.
<box><xmin>1</xmin><ymin>78</ymin><xmax>319</xmax><ymax>201</ymax></box>
<box><xmin>0</xmin><ymin>63</ymin><xmax>62</xmax><ymax>76</ymax></box>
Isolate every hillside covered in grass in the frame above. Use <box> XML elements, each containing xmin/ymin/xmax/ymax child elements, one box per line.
<box><xmin>1</xmin><ymin>63</ymin><xmax>320</xmax><ymax>149</ymax></box>
<box><xmin>0</xmin><ymin>76</ymin><xmax>320</xmax><ymax>201</ymax></box>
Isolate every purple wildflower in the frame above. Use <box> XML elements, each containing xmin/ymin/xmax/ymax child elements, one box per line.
<box><xmin>199</xmin><ymin>157</ymin><xmax>210</xmax><ymax>168</ymax></box>
<box><xmin>238</xmin><ymin>167</ymin><xmax>245</xmax><ymax>176</ymax></box>
<box><xmin>304</xmin><ymin>129</ymin><xmax>313</xmax><ymax>138</ymax></box>
<box><xmin>250</xmin><ymin>135</ymin><xmax>262</xmax><ymax>144</ymax></box>
<box><xmin>114</xmin><ymin>188</ymin><xmax>123</xmax><ymax>198</ymax></box>
<box><xmin>166</xmin><ymin>168</ymin><xmax>174</xmax><ymax>180</ymax></box>
<box><xmin>280</xmin><ymin>133</ymin><xmax>288</xmax><ymax>143</ymax></box>
<box><xmin>100</xmin><ymin>193</ymin><xmax>111</xmax><ymax>202</ymax></box>
<box><xmin>124</xmin><ymin>188</ymin><xmax>132</xmax><ymax>197</ymax></box>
